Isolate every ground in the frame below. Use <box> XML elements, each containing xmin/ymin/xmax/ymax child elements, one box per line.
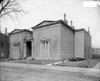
<box><xmin>8</xmin><ymin>58</ymin><xmax>100</xmax><ymax>68</ymax></box>
<box><xmin>0</xmin><ymin>65</ymin><xmax>99</xmax><ymax>81</ymax></box>
<box><xmin>55</xmin><ymin>59</ymin><xmax>100</xmax><ymax>68</ymax></box>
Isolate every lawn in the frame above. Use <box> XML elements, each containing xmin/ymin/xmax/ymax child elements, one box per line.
<box><xmin>55</xmin><ymin>59</ymin><xmax>100</xmax><ymax>68</ymax></box>
<box><xmin>13</xmin><ymin>59</ymin><xmax>60</xmax><ymax>65</ymax></box>
<box><xmin>9</xmin><ymin>58</ymin><xmax>100</xmax><ymax>68</ymax></box>
<box><xmin>1</xmin><ymin>65</ymin><xmax>99</xmax><ymax>81</ymax></box>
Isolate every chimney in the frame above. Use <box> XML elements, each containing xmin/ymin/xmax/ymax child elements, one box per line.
<box><xmin>5</xmin><ymin>28</ymin><xmax>7</xmax><ymax>35</ymax></box>
<box><xmin>64</xmin><ymin>13</ymin><xmax>68</xmax><ymax>24</ymax></box>
<box><xmin>64</xmin><ymin>13</ymin><xmax>66</xmax><ymax>21</ymax></box>
<box><xmin>70</xmin><ymin>20</ymin><xmax>73</xmax><ymax>27</ymax></box>
<box><xmin>0</xmin><ymin>26</ymin><xmax>1</xmax><ymax>33</ymax></box>
<box><xmin>70</xmin><ymin>20</ymin><xmax>75</xmax><ymax>29</ymax></box>
<box><xmin>88</xmin><ymin>27</ymin><xmax>90</xmax><ymax>34</ymax></box>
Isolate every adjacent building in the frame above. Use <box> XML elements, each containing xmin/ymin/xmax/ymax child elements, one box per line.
<box><xmin>0</xmin><ymin>31</ymin><xmax>9</xmax><ymax>60</ymax></box>
<box><xmin>75</xmin><ymin>29</ymin><xmax>92</xmax><ymax>59</ymax></box>
<box><xmin>9</xmin><ymin>29</ymin><xmax>33</xmax><ymax>59</ymax></box>
<box><xmin>92</xmin><ymin>48</ymin><xmax>100</xmax><ymax>58</ymax></box>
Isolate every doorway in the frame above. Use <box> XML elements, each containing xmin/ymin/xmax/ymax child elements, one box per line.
<box><xmin>26</xmin><ymin>41</ymin><xmax>32</xmax><ymax>57</ymax></box>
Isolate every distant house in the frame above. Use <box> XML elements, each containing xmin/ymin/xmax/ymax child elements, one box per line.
<box><xmin>31</xmin><ymin>19</ymin><xmax>92</xmax><ymax>60</ymax></box>
<box><xmin>0</xmin><ymin>32</ymin><xmax>9</xmax><ymax>60</ymax></box>
<box><xmin>9</xmin><ymin>29</ymin><xmax>33</xmax><ymax>59</ymax></box>
<box><xmin>92</xmin><ymin>48</ymin><xmax>100</xmax><ymax>58</ymax></box>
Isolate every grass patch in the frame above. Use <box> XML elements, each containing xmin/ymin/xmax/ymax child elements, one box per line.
<box><xmin>13</xmin><ymin>59</ymin><xmax>60</xmax><ymax>65</ymax></box>
<box><xmin>55</xmin><ymin>59</ymin><xmax>100</xmax><ymax>68</ymax></box>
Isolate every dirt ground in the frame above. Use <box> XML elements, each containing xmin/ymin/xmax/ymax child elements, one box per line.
<box><xmin>0</xmin><ymin>65</ymin><xmax>99</xmax><ymax>81</ymax></box>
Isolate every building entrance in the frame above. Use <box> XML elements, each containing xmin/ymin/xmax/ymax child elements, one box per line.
<box><xmin>26</xmin><ymin>41</ymin><xmax>32</xmax><ymax>57</ymax></box>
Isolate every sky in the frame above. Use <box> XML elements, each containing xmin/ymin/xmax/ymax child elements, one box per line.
<box><xmin>0</xmin><ymin>0</ymin><xmax>100</xmax><ymax>48</ymax></box>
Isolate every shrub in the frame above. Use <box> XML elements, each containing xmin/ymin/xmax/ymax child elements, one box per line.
<box><xmin>68</xmin><ymin>57</ymin><xmax>85</xmax><ymax>61</ymax></box>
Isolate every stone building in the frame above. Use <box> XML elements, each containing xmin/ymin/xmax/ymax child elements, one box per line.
<box><xmin>32</xmin><ymin>19</ymin><xmax>92</xmax><ymax>60</ymax></box>
<box><xmin>9</xmin><ymin>29</ymin><xmax>33</xmax><ymax>59</ymax></box>
<box><xmin>92</xmin><ymin>48</ymin><xmax>100</xmax><ymax>58</ymax></box>
<box><xmin>0</xmin><ymin>31</ymin><xmax>9</xmax><ymax>60</ymax></box>
<box><xmin>9</xmin><ymin>19</ymin><xmax>91</xmax><ymax>60</ymax></box>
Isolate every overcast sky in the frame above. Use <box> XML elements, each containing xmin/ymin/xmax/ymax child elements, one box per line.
<box><xmin>0</xmin><ymin>0</ymin><xmax>100</xmax><ymax>48</ymax></box>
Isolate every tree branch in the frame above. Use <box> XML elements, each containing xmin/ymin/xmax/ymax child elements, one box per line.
<box><xmin>0</xmin><ymin>0</ymin><xmax>24</xmax><ymax>18</ymax></box>
<box><xmin>0</xmin><ymin>9</ymin><xmax>22</xmax><ymax>17</ymax></box>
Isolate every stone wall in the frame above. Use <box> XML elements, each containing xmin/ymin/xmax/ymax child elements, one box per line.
<box><xmin>33</xmin><ymin>24</ymin><xmax>61</xmax><ymax>60</ymax></box>
<box><xmin>84</xmin><ymin>31</ymin><xmax>92</xmax><ymax>59</ymax></box>
<box><xmin>61</xmin><ymin>24</ymin><xmax>74</xmax><ymax>59</ymax></box>
<box><xmin>75</xmin><ymin>30</ymin><xmax>91</xmax><ymax>59</ymax></box>
<box><xmin>75</xmin><ymin>31</ymin><xmax>84</xmax><ymax>58</ymax></box>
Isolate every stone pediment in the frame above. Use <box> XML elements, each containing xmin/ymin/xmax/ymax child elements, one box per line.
<box><xmin>13</xmin><ymin>41</ymin><xmax>20</xmax><ymax>46</ymax></box>
<box><xmin>40</xmin><ymin>37</ymin><xmax>50</xmax><ymax>43</ymax></box>
<box><xmin>34</xmin><ymin>20</ymin><xmax>56</xmax><ymax>28</ymax></box>
<box><xmin>32</xmin><ymin>20</ymin><xmax>75</xmax><ymax>31</ymax></box>
<box><xmin>9</xmin><ymin>29</ymin><xmax>32</xmax><ymax>35</ymax></box>
<box><xmin>24</xmin><ymin>36</ymin><xmax>33</xmax><ymax>42</ymax></box>
<box><xmin>10</xmin><ymin>29</ymin><xmax>22</xmax><ymax>34</ymax></box>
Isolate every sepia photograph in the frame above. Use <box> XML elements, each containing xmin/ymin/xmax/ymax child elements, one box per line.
<box><xmin>0</xmin><ymin>0</ymin><xmax>100</xmax><ymax>81</ymax></box>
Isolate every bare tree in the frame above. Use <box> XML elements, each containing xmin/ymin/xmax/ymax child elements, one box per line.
<box><xmin>0</xmin><ymin>0</ymin><xmax>24</xmax><ymax>18</ymax></box>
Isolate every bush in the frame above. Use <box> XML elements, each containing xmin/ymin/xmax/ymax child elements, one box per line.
<box><xmin>68</xmin><ymin>58</ymin><xmax>76</xmax><ymax>61</ymax></box>
<box><xmin>75</xmin><ymin>57</ymin><xmax>85</xmax><ymax>61</ymax></box>
<box><xmin>68</xmin><ymin>57</ymin><xmax>85</xmax><ymax>61</ymax></box>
